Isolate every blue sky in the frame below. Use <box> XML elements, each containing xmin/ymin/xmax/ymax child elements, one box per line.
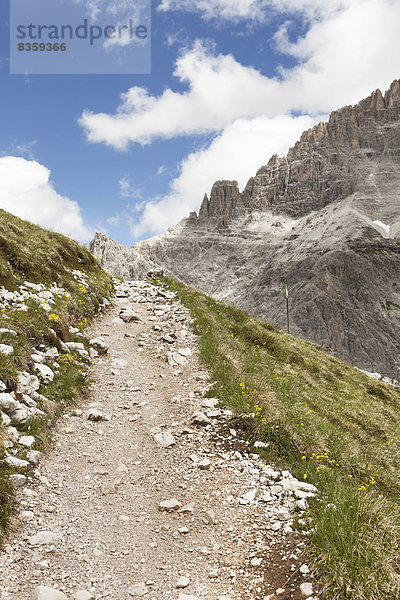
<box><xmin>0</xmin><ymin>0</ymin><xmax>399</xmax><ymax>245</ymax></box>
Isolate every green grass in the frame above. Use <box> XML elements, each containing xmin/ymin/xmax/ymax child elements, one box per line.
<box><xmin>0</xmin><ymin>209</ymin><xmax>113</xmax><ymax>544</ymax></box>
<box><xmin>164</xmin><ymin>277</ymin><xmax>400</xmax><ymax>600</ymax></box>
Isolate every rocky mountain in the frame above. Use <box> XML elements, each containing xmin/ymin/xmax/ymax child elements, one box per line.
<box><xmin>90</xmin><ymin>80</ymin><xmax>400</xmax><ymax>379</ymax></box>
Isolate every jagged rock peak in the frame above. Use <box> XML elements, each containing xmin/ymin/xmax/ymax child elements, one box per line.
<box><xmin>190</xmin><ymin>78</ymin><xmax>400</xmax><ymax>228</ymax></box>
<box><xmin>197</xmin><ymin>180</ymin><xmax>244</xmax><ymax>227</ymax></box>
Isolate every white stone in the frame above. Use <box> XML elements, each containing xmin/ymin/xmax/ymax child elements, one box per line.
<box><xmin>72</xmin><ymin>592</ymin><xmax>93</xmax><ymax>600</ymax></box>
<box><xmin>0</xmin><ymin>328</ymin><xmax>17</xmax><ymax>337</ymax></box>
<box><xmin>154</xmin><ymin>431</ymin><xmax>176</xmax><ymax>448</ymax></box>
<box><xmin>28</xmin><ymin>530</ymin><xmax>62</xmax><ymax>546</ymax></box>
<box><xmin>85</xmin><ymin>408</ymin><xmax>111</xmax><ymax>422</ymax></box>
<box><xmin>0</xmin><ymin>411</ymin><xmax>11</xmax><ymax>426</ymax></box>
<box><xmin>300</xmin><ymin>564</ymin><xmax>310</xmax><ymax>575</ymax></box>
<box><xmin>251</xmin><ymin>557</ymin><xmax>263</xmax><ymax>566</ymax></box>
<box><xmin>198</xmin><ymin>458</ymin><xmax>212</xmax><ymax>470</ymax></box>
<box><xmin>202</xmin><ymin>509</ymin><xmax>216</xmax><ymax>525</ymax></box>
<box><xmin>176</xmin><ymin>576</ymin><xmax>190</xmax><ymax>588</ymax></box>
<box><xmin>0</xmin><ymin>392</ymin><xmax>19</xmax><ymax>413</ymax></box>
<box><xmin>241</xmin><ymin>489</ymin><xmax>257</xmax><ymax>503</ymax></box>
<box><xmin>120</xmin><ymin>309</ymin><xmax>142</xmax><ymax>323</ymax></box>
<box><xmin>158</xmin><ymin>498</ymin><xmax>181</xmax><ymax>511</ymax></box>
<box><xmin>27</xmin><ymin>450</ymin><xmax>41</xmax><ymax>465</ymax></box>
<box><xmin>5</xmin><ymin>456</ymin><xmax>29</xmax><ymax>469</ymax></box>
<box><xmin>300</xmin><ymin>583</ymin><xmax>313</xmax><ymax>597</ymax></box>
<box><xmin>9</xmin><ymin>474</ymin><xmax>27</xmax><ymax>488</ymax></box>
<box><xmin>8</xmin><ymin>426</ymin><xmax>20</xmax><ymax>443</ymax></box>
<box><xmin>20</xmin><ymin>510</ymin><xmax>35</xmax><ymax>521</ymax></box>
<box><xmin>89</xmin><ymin>338</ymin><xmax>109</xmax><ymax>354</ymax></box>
<box><xmin>17</xmin><ymin>372</ymin><xmax>40</xmax><ymax>395</ymax></box>
<box><xmin>0</xmin><ymin>344</ymin><xmax>13</xmax><ymax>356</ymax></box>
<box><xmin>31</xmin><ymin>586</ymin><xmax>68</xmax><ymax>600</ymax></box>
<box><xmin>178</xmin><ymin>348</ymin><xmax>192</xmax><ymax>357</ymax></box>
<box><xmin>128</xmin><ymin>582</ymin><xmax>147</xmax><ymax>596</ymax></box>
<box><xmin>192</xmin><ymin>410</ymin><xmax>211</xmax><ymax>426</ymax></box>
<box><xmin>19</xmin><ymin>435</ymin><xmax>35</xmax><ymax>448</ymax></box>
<box><xmin>34</xmin><ymin>363</ymin><xmax>54</xmax><ymax>384</ymax></box>
<box><xmin>178</xmin><ymin>595</ymin><xmax>199</xmax><ymax>600</ymax></box>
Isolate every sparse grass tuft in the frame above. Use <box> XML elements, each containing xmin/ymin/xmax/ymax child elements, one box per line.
<box><xmin>165</xmin><ymin>277</ymin><xmax>400</xmax><ymax>600</ymax></box>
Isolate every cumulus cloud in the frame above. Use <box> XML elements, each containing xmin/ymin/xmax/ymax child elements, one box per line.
<box><xmin>80</xmin><ymin>1</ymin><xmax>400</xmax><ymax>149</ymax></box>
<box><xmin>0</xmin><ymin>157</ymin><xmax>92</xmax><ymax>242</ymax></box>
<box><xmin>80</xmin><ymin>0</ymin><xmax>400</xmax><ymax>237</ymax></box>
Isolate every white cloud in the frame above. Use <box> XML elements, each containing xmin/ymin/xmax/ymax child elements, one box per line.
<box><xmin>118</xmin><ymin>176</ymin><xmax>143</xmax><ymax>199</ymax></box>
<box><xmin>0</xmin><ymin>157</ymin><xmax>92</xmax><ymax>242</ymax></box>
<box><xmin>157</xmin><ymin>0</ymin><xmax>348</xmax><ymax>21</ymax></box>
<box><xmin>80</xmin><ymin>0</ymin><xmax>400</xmax><ymax>238</ymax></box>
<box><xmin>80</xmin><ymin>0</ymin><xmax>400</xmax><ymax>149</ymax></box>
<box><xmin>9</xmin><ymin>140</ymin><xmax>37</xmax><ymax>160</ymax></box>
<box><xmin>131</xmin><ymin>114</ymin><xmax>317</xmax><ymax>237</ymax></box>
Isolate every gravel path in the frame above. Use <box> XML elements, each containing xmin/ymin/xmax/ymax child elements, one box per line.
<box><xmin>0</xmin><ymin>281</ymin><xmax>320</xmax><ymax>600</ymax></box>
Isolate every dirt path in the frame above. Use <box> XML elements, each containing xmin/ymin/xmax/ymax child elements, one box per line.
<box><xmin>0</xmin><ymin>281</ymin><xmax>319</xmax><ymax>600</ymax></box>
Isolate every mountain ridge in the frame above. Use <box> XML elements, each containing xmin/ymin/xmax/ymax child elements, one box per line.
<box><xmin>90</xmin><ymin>79</ymin><xmax>400</xmax><ymax>379</ymax></box>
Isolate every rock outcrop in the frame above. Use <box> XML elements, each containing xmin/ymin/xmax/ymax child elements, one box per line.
<box><xmin>91</xmin><ymin>80</ymin><xmax>400</xmax><ymax>379</ymax></box>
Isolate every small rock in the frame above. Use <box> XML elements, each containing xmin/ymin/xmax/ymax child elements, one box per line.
<box><xmin>300</xmin><ymin>583</ymin><xmax>313</xmax><ymax>597</ymax></box>
<box><xmin>17</xmin><ymin>372</ymin><xmax>40</xmax><ymax>395</ymax></box>
<box><xmin>0</xmin><ymin>344</ymin><xmax>13</xmax><ymax>356</ymax></box>
<box><xmin>198</xmin><ymin>458</ymin><xmax>211</xmax><ymax>470</ymax></box>
<box><xmin>72</xmin><ymin>591</ymin><xmax>93</xmax><ymax>600</ymax></box>
<box><xmin>89</xmin><ymin>338</ymin><xmax>109</xmax><ymax>354</ymax></box>
<box><xmin>20</xmin><ymin>510</ymin><xmax>35</xmax><ymax>521</ymax></box>
<box><xmin>28</xmin><ymin>531</ymin><xmax>62</xmax><ymax>546</ymax></box>
<box><xmin>129</xmin><ymin>582</ymin><xmax>147</xmax><ymax>596</ymax></box>
<box><xmin>101</xmin><ymin>482</ymin><xmax>119</xmax><ymax>496</ymax></box>
<box><xmin>178</xmin><ymin>348</ymin><xmax>192</xmax><ymax>357</ymax></box>
<box><xmin>158</xmin><ymin>498</ymin><xmax>181</xmax><ymax>512</ymax></box>
<box><xmin>154</xmin><ymin>431</ymin><xmax>176</xmax><ymax>448</ymax></box>
<box><xmin>202</xmin><ymin>509</ymin><xmax>216</xmax><ymax>525</ymax></box>
<box><xmin>276</xmin><ymin>589</ymin><xmax>286</xmax><ymax>596</ymax></box>
<box><xmin>192</xmin><ymin>410</ymin><xmax>211</xmax><ymax>426</ymax></box>
<box><xmin>9</xmin><ymin>474</ymin><xmax>27</xmax><ymax>488</ymax></box>
<box><xmin>300</xmin><ymin>564</ymin><xmax>310</xmax><ymax>575</ymax></box>
<box><xmin>251</xmin><ymin>557</ymin><xmax>263</xmax><ymax>567</ymax></box>
<box><xmin>85</xmin><ymin>409</ymin><xmax>111</xmax><ymax>422</ymax></box>
<box><xmin>31</xmin><ymin>587</ymin><xmax>68</xmax><ymax>600</ymax></box>
<box><xmin>178</xmin><ymin>502</ymin><xmax>195</xmax><ymax>514</ymax></box>
<box><xmin>5</xmin><ymin>456</ymin><xmax>29</xmax><ymax>469</ymax></box>
<box><xmin>120</xmin><ymin>310</ymin><xmax>142</xmax><ymax>323</ymax></box>
<box><xmin>33</xmin><ymin>363</ymin><xmax>54</xmax><ymax>384</ymax></box>
<box><xmin>27</xmin><ymin>450</ymin><xmax>41</xmax><ymax>465</ymax></box>
<box><xmin>0</xmin><ymin>392</ymin><xmax>19</xmax><ymax>413</ymax></box>
<box><xmin>176</xmin><ymin>576</ymin><xmax>190</xmax><ymax>588</ymax></box>
<box><xmin>19</xmin><ymin>435</ymin><xmax>35</xmax><ymax>448</ymax></box>
<box><xmin>178</xmin><ymin>595</ymin><xmax>199</xmax><ymax>600</ymax></box>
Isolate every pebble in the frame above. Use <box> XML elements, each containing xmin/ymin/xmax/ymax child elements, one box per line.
<box><xmin>27</xmin><ymin>531</ymin><xmax>62</xmax><ymax>546</ymax></box>
<box><xmin>31</xmin><ymin>586</ymin><xmax>68</xmax><ymax>600</ymax></box>
<box><xmin>154</xmin><ymin>430</ymin><xmax>176</xmax><ymax>448</ymax></box>
<box><xmin>300</xmin><ymin>582</ymin><xmax>314</xmax><ymax>597</ymax></box>
<box><xmin>72</xmin><ymin>591</ymin><xmax>93</xmax><ymax>600</ymax></box>
<box><xmin>129</xmin><ymin>582</ymin><xmax>147</xmax><ymax>596</ymax></box>
<box><xmin>158</xmin><ymin>498</ymin><xmax>181</xmax><ymax>512</ymax></box>
<box><xmin>176</xmin><ymin>576</ymin><xmax>190</xmax><ymax>588</ymax></box>
<box><xmin>198</xmin><ymin>458</ymin><xmax>211</xmax><ymax>470</ymax></box>
<box><xmin>19</xmin><ymin>435</ymin><xmax>36</xmax><ymax>448</ymax></box>
<box><xmin>9</xmin><ymin>474</ymin><xmax>27</xmax><ymax>488</ymax></box>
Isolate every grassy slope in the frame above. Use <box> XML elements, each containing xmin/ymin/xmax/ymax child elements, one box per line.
<box><xmin>0</xmin><ymin>209</ymin><xmax>113</xmax><ymax>542</ymax></box>
<box><xmin>164</xmin><ymin>277</ymin><xmax>400</xmax><ymax>600</ymax></box>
